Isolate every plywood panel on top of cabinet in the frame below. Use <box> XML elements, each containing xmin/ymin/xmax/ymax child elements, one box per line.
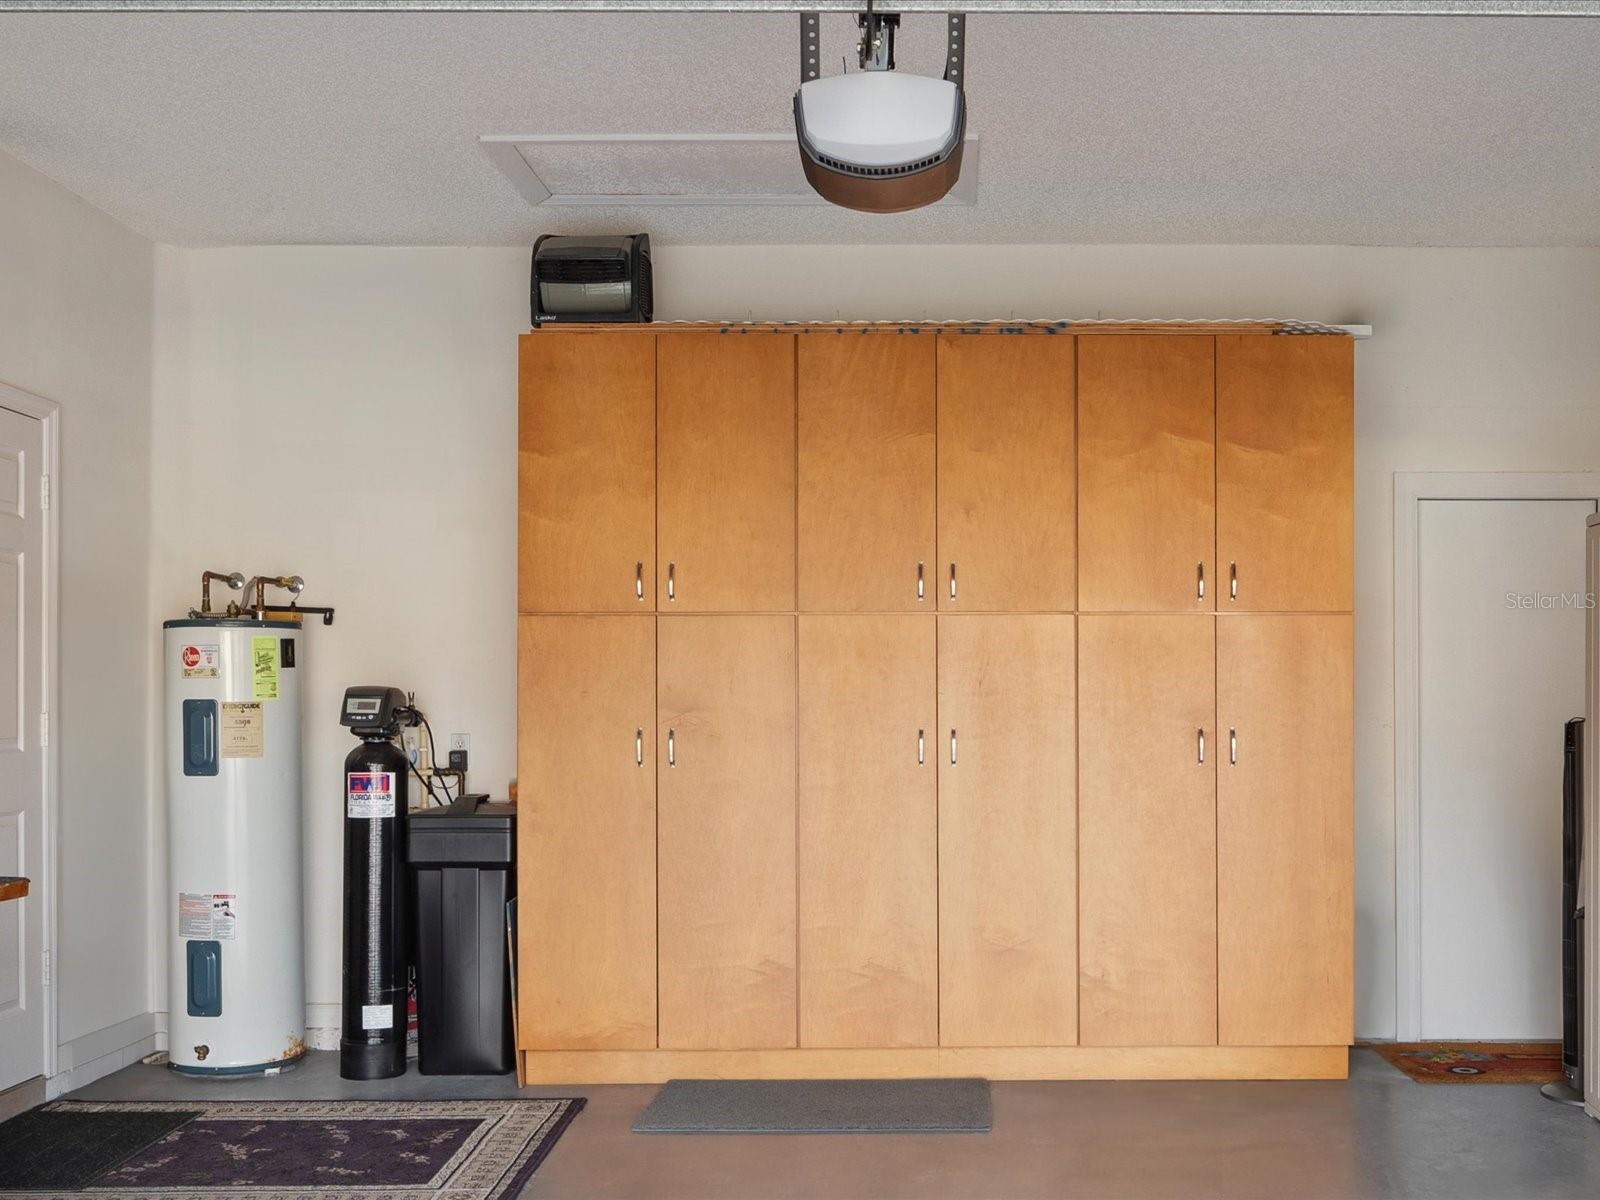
<box><xmin>1217</xmin><ymin>614</ymin><xmax>1354</xmax><ymax>1046</ymax></box>
<box><xmin>1216</xmin><ymin>336</ymin><xmax>1354</xmax><ymax>612</ymax></box>
<box><xmin>1078</xmin><ymin>335</ymin><xmax>1215</xmax><ymax>612</ymax></box>
<box><xmin>936</xmin><ymin>335</ymin><xmax>1075</xmax><ymax>611</ymax></box>
<box><xmin>517</xmin><ymin>615</ymin><xmax>656</xmax><ymax>1049</ymax></box>
<box><xmin>1078</xmin><ymin>615</ymin><xmax>1217</xmax><ymax>1046</ymax></box>
<box><xmin>518</xmin><ymin>334</ymin><xmax>655</xmax><ymax>612</ymax></box>
<box><xmin>798</xmin><ymin>337</ymin><xmax>936</xmax><ymax>611</ymax></box>
<box><xmin>657</xmin><ymin>336</ymin><xmax>796</xmax><ymax>612</ymax></box>
<box><xmin>938</xmin><ymin>614</ymin><xmax>1077</xmax><ymax>1046</ymax></box>
<box><xmin>657</xmin><ymin>614</ymin><xmax>798</xmax><ymax>1049</ymax></box>
<box><xmin>798</xmin><ymin>615</ymin><xmax>938</xmax><ymax>1048</ymax></box>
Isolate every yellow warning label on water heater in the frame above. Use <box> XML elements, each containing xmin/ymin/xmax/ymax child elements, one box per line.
<box><xmin>252</xmin><ymin>636</ymin><xmax>279</xmax><ymax>700</ymax></box>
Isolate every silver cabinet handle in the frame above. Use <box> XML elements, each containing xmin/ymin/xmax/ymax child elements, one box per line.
<box><xmin>917</xmin><ymin>561</ymin><xmax>925</xmax><ymax>601</ymax></box>
<box><xmin>1229</xmin><ymin>727</ymin><xmax>1238</xmax><ymax>765</ymax></box>
<box><xmin>635</xmin><ymin>562</ymin><xmax>645</xmax><ymax>601</ymax></box>
<box><xmin>917</xmin><ymin>729</ymin><xmax>925</xmax><ymax>765</ymax></box>
<box><xmin>667</xmin><ymin>561</ymin><xmax>676</xmax><ymax>602</ymax></box>
<box><xmin>1229</xmin><ymin>561</ymin><xmax>1238</xmax><ymax>602</ymax></box>
<box><xmin>950</xmin><ymin>728</ymin><xmax>958</xmax><ymax>765</ymax></box>
<box><xmin>1197</xmin><ymin>562</ymin><xmax>1206</xmax><ymax>600</ymax></box>
<box><xmin>1198</xmin><ymin>728</ymin><xmax>1206</xmax><ymax>764</ymax></box>
<box><xmin>667</xmin><ymin>728</ymin><xmax>676</xmax><ymax>767</ymax></box>
<box><xmin>949</xmin><ymin>563</ymin><xmax>957</xmax><ymax>601</ymax></box>
<box><xmin>635</xmin><ymin>728</ymin><xmax>644</xmax><ymax>766</ymax></box>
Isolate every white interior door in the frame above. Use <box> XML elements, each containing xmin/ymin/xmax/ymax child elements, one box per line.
<box><xmin>1418</xmin><ymin>497</ymin><xmax>1596</xmax><ymax>1040</ymax></box>
<box><xmin>0</xmin><ymin>404</ymin><xmax>45</xmax><ymax>1089</ymax></box>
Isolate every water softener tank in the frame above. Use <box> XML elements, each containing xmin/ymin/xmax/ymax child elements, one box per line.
<box><xmin>164</xmin><ymin>618</ymin><xmax>306</xmax><ymax>1075</ymax></box>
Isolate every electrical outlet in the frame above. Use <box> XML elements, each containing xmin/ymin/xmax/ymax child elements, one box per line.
<box><xmin>449</xmin><ymin>733</ymin><xmax>470</xmax><ymax>753</ymax></box>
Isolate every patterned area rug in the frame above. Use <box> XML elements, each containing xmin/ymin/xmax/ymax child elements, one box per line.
<box><xmin>1371</xmin><ymin>1041</ymin><xmax>1565</xmax><ymax>1084</ymax></box>
<box><xmin>0</xmin><ymin>1098</ymin><xmax>584</xmax><ymax>1198</ymax></box>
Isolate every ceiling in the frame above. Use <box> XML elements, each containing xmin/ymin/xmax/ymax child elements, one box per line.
<box><xmin>0</xmin><ymin>10</ymin><xmax>1597</xmax><ymax>246</ymax></box>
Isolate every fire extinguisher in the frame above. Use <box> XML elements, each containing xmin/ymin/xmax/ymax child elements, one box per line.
<box><xmin>337</xmin><ymin>686</ymin><xmax>417</xmax><ymax>1080</ymax></box>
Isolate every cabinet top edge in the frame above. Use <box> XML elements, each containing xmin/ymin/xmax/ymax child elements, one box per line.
<box><xmin>521</xmin><ymin>320</ymin><xmax>1354</xmax><ymax>338</ymax></box>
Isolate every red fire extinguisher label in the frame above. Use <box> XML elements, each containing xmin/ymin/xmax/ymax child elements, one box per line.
<box><xmin>347</xmin><ymin>771</ymin><xmax>396</xmax><ymax>819</ymax></box>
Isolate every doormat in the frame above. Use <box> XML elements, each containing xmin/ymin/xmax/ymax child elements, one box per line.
<box><xmin>0</xmin><ymin>1097</ymin><xmax>584</xmax><ymax>1197</ymax></box>
<box><xmin>633</xmin><ymin>1077</ymin><xmax>991</xmax><ymax>1133</ymax></box>
<box><xmin>1371</xmin><ymin>1041</ymin><xmax>1565</xmax><ymax>1084</ymax></box>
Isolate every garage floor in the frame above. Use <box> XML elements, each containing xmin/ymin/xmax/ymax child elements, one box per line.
<box><xmin>68</xmin><ymin>1048</ymin><xmax>1599</xmax><ymax>1199</ymax></box>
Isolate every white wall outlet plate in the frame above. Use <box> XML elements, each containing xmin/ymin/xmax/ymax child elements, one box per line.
<box><xmin>450</xmin><ymin>733</ymin><xmax>470</xmax><ymax>753</ymax></box>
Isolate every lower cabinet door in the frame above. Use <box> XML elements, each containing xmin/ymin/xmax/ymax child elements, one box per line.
<box><xmin>1078</xmin><ymin>615</ymin><xmax>1217</xmax><ymax>1045</ymax></box>
<box><xmin>798</xmin><ymin>616</ymin><xmax>938</xmax><ymax>1047</ymax></box>
<box><xmin>938</xmin><ymin>615</ymin><xmax>1077</xmax><ymax>1046</ymax></box>
<box><xmin>1217</xmin><ymin>614</ymin><xmax>1354</xmax><ymax>1046</ymax></box>
<box><xmin>658</xmin><ymin>615</ymin><xmax>798</xmax><ymax>1049</ymax></box>
<box><xmin>517</xmin><ymin>616</ymin><xmax>657</xmax><ymax>1049</ymax></box>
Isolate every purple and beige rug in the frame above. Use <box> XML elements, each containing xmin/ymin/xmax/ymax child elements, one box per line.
<box><xmin>0</xmin><ymin>1098</ymin><xmax>584</xmax><ymax>1199</ymax></box>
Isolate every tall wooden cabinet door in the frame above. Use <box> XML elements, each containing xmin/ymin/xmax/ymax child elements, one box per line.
<box><xmin>798</xmin><ymin>337</ymin><xmax>936</xmax><ymax>611</ymax></box>
<box><xmin>1216</xmin><ymin>336</ymin><xmax>1354</xmax><ymax>612</ymax></box>
<box><xmin>1078</xmin><ymin>615</ymin><xmax>1217</xmax><ymax>1046</ymax></box>
<box><xmin>1078</xmin><ymin>336</ymin><xmax>1215</xmax><ymax>612</ymax></box>
<box><xmin>657</xmin><ymin>615</ymin><xmax>798</xmax><ymax>1048</ymax></box>
<box><xmin>1217</xmin><ymin>615</ymin><xmax>1354</xmax><ymax>1045</ymax></box>
<box><xmin>518</xmin><ymin>334</ymin><xmax>656</xmax><ymax>613</ymax></box>
<box><xmin>517</xmin><ymin>615</ymin><xmax>656</xmax><ymax>1048</ymax></box>
<box><xmin>936</xmin><ymin>336</ymin><xmax>1076</xmax><ymax>611</ymax></box>
<box><xmin>938</xmin><ymin>615</ymin><xmax>1077</xmax><ymax>1046</ymax></box>
<box><xmin>798</xmin><ymin>616</ymin><xmax>937</xmax><ymax>1047</ymax></box>
<box><xmin>657</xmin><ymin>337</ymin><xmax>796</xmax><ymax>611</ymax></box>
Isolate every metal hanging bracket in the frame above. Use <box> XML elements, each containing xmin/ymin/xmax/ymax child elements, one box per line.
<box><xmin>800</xmin><ymin>10</ymin><xmax>821</xmax><ymax>79</ymax></box>
<box><xmin>944</xmin><ymin>11</ymin><xmax>966</xmax><ymax>83</ymax></box>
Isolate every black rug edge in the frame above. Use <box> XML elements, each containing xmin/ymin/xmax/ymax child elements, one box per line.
<box><xmin>0</xmin><ymin>1103</ymin><xmax>203</xmax><ymax>1192</ymax></box>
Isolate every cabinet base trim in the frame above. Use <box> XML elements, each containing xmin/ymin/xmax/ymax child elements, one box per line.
<box><xmin>518</xmin><ymin>1045</ymin><xmax>1348</xmax><ymax>1083</ymax></box>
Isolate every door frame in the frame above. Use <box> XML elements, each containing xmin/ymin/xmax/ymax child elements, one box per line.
<box><xmin>1393</xmin><ymin>471</ymin><xmax>1600</xmax><ymax>1042</ymax></box>
<box><xmin>0</xmin><ymin>379</ymin><xmax>60</xmax><ymax>1083</ymax></box>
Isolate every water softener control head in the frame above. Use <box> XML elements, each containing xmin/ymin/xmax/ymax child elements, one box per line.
<box><xmin>340</xmin><ymin>686</ymin><xmax>413</xmax><ymax>738</ymax></box>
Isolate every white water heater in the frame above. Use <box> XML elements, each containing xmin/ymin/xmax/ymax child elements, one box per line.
<box><xmin>165</xmin><ymin>617</ymin><xmax>305</xmax><ymax>1074</ymax></box>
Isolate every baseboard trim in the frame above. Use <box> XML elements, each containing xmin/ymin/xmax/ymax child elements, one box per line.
<box><xmin>518</xmin><ymin>1044</ymin><xmax>1350</xmax><ymax>1083</ymax></box>
<box><xmin>0</xmin><ymin>1075</ymin><xmax>45</xmax><ymax>1121</ymax></box>
<box><xmin>47</xmin><ymin>1013</ymin><xmax>162</xmax><ymax>1099</ymax></box>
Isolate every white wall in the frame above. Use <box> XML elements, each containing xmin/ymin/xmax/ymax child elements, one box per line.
<box><xmin>0</xmin><ymin>150</ymin><xmax>155</xmax><ymax>1061</ymax></box>
<box><xmin>151</xmin><ymin>241</ymin><xmax>1600</xmax><ymax>1040</ymax></box>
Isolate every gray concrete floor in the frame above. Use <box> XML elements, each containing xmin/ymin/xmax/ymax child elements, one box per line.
<box><xmin>68</xmin><ymin>1048</ymin><xmax>1600</xmax><ymax>1199</ymax></box>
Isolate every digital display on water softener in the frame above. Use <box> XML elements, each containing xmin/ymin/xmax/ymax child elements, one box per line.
<box><xmin>347</xmin><ymin>698</ymin><xmax>382</xmax><ymax>715</ymax></box>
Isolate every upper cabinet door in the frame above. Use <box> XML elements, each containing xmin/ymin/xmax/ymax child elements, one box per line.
<box><xmin>936</xmin><ymin>336</ymin><xmax>1076</xmax><ymax>611</ymax></box>
<box><xmin>658</xmin><ymin>336</ymin><xmax>796</xmax><ymax>611</ymax></box>
<box><xmin>1216</xmin><ymin>336</ymin><xmax>1354</xmax><ymax>612</ymax></box>
<box><xmin>1217</xmin><ymin>615</ymin><xmax>1354</xmax><ymax>1046</ymax></box>
<box><xmin>798</xmin><ymin>336</ymin><xmax>936</xmax><ymax>611</ymax></box>
<box><xmin>518</xmin><ymin>334</ymin><xmax>655</xmax><ymax>612</ymax></box>
<box><xmin>1078</xmin><ymin>336</ymin><xmax>1215</xmax><ymax>612</ymax></box>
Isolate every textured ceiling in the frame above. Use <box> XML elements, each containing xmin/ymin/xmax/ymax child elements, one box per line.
<box><xmin>0</xmin><ymin>10</ymin><xmax>1597</xmax><ymax>246</ymax></box>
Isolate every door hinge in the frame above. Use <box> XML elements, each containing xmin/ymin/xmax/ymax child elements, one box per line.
<box><xmin>41</xmin><ymin>949</ymin><xmax>50</xmax><ymax>988</ymax></box>
<box><xmin>39</xmin><ymin>473</ymin><xmax>49</xmax><ymax>510</ymax></box>
<box><xmin>39</xmin><ymin>711</ymin><xmax>48</xmax><ymax>747</ymax></box>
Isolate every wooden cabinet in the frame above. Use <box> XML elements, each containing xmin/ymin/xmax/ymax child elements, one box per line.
<box><xmin>936</xmin><ymin>336</ymin><xmax>1076</xmax><ymax>611</ymax></box>
<box><xmin>797</xmin><ymin>616</ymin><xmax>937</xmax><ymax>1047</ymax></box>
<box><xmin>1078</xmin><ymin>615</ymin><xmax>1217</xmax><ymax>1046</ymax></box>
<box><xmin>1078</xmin><ymin>336</ymin><xmax>1215</xmax><ymax>612</ymax></box>
<box><xmin>1217</xmin><ymin>615</ymin><xmax>1354</xmax><ymax>1046</ymax></box>
<box><xmin>798</xmin><ymin>337</ymin><xmax>936</xmax><ymax>611</ymax></box>
<box><xmin>516</xmin><ymin>616</ymin><xmax>656</xmax><ymax>1048</ymax></box>
<box><xmin>657</xmin><ymin>615</ymin><xmax>798</xmax><ymax>1048</ymax></box>
<box><xmin>1216</xmin><ymin>336</ymin><xmax>1354</xmax><ymax>612</ymax></box>
<box><xmin>938</xmin><ymin>615</ymin><xmax>1077</xmax><ymax>1047</ymax></box>
<box><xmin>658</xmin><ymin>336</ymin><xmax>796</xmax><ymax>611</ymax></box>
<box><xmin>518</xmin><ymin>335</ymin><xmax>655</xmax><ymax>612</ymax></box>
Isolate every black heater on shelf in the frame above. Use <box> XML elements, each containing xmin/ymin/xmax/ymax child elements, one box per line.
<box><xmin>1544</xmin><ymin>717</ymin><xmax>1586</xmax><ymax>1105</ymax></box>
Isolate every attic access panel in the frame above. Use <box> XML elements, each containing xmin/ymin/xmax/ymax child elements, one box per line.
<box><xmin>480</xmin><ymin>133</ymin><xmax>980</xmax><ymax>207</ymax></box>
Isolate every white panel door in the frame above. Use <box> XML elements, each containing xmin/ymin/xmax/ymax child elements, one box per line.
<box><xmin>1419</xmin><ymin>498</ymin><xmax>1596</xmax><ymax>1039</ymax></box>
<box><xmin>0</xmin><ymin>405</ymin><xmax>45</xmax><ymax>1089</ymax></box>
